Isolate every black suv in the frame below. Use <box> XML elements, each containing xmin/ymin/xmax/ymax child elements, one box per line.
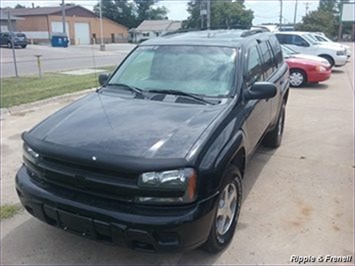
<box><xmin>0</xmin><ymin>32</ymin><xmax>27</xmax><ymax>48</ymax></box>
<box><xmin>16</xmin><ymin>30</ymin><xmax>289</xmax><ymax>253</ymax></box>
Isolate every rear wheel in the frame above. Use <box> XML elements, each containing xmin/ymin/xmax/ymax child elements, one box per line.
<box><xmin>204</xmin><ymin>166</ymin><xmax>242</xmax><ymax>253</ymax></box>
<box><xmin>263</xmin><ymin>101</ymin><xmax>286</xmax><ymax>148</ymax></box>
<box><xmin>21</xmin><ymin>45</ymin><xmax>27</xmax><ymax>49</ymax></box>
<box><xmin>289</xmin><ymin>69</ymin><xmax>306</xmax><ymax>87</ymax></box>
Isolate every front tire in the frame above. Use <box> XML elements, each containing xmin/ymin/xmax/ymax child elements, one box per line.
<box><xmin>289</xmin><ymin>69</ymin><xmax>306</xmax><ymax>87</ymax></box>
<box><xmin>263</xmin><ymin>101</ymin><xmax>286</xmax><ymax>148</ymax></box>
<box><xmin>7</xmin><ymin>41</ymin><xmax>12</xmax><ymax>48</ymax></box>
<box><xmin>204</xmin><ymin>166</ymin><xmax>242</xmax><ymax>253</ymax></box>
<box><xmin>319</xmin><ymin>55</ymin><xmax>335</xmax><ymax>67</ymax></box>
<box><xmin>21</xmin><ymin>45</ymin><xmax>27</xmax><ymax>48</ymax></box>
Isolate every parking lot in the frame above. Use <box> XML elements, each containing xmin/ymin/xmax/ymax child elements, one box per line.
<box><xmin>1</xmin><ymin>48</ymin><xmax>354</xmax><ymax>264</ymax></box>
<box><xmin>1</xmin><ymin>44</ymin><xmax>135</xmax><ymax>78</ymax></box>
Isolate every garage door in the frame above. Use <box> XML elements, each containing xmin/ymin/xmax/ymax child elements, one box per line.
<box><xmin>74</xmin><ymin>23</ymin><xmax>90</xmax><ymax>45</ymax></box>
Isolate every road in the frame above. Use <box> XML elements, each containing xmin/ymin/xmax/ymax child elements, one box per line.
<box><xmin>1</xmin><ymin>54</ymin><xmax>354</xmax><ymax>264</ymax></box>
<box><xmin>0</xmin><ymin>44</ymin><xmax>135</xmax><ymax>77</ymax></box>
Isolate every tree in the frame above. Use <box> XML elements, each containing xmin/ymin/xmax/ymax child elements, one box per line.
<box><xmin>295</xmin><ymin>10</ymin><xmax>337</xmax><ymax>36</ymax></box>
<box><xmin>15</xmin><ymin>4</ymin><xmax>26</xmax><ymax>8</ymax></box>
<box><xmin>295</xmin><ymin>0</ymin><xmax>351</xmax><ymax>38</ymax></box>
<box><xmin>134</xmin><ymin>0</ymin><xmax>168</xmax><ymax>23</ymax></box>
<box><xmin>94</xmin><ymin>0</ymin><xmax>168</xmax><ymax>29</ymax></box>
<box><xmin>184</xmin><ymin>0</ymin><xmax>253</xmax><ymax>29</ymax></box>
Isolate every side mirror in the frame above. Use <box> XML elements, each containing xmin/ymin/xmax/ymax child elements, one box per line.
<box><xmin>244</xmin><ymin>82</ymin><xmax>277</xmax><ymax>101</ymax></box>
<box><xmin>98</xmin><ymin>73</ymin><xmax>110</xmax><ymax>86</ymax></box>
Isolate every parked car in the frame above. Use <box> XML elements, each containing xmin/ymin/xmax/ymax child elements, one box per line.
<box><xmin>16</xmin><ymin>30</ymin><xmax>289</xmax><ymax>253</ymax></box>
<box><xmin>275</xmin><ymin>32</ymin><xmax>348</xmax><ymax>67</ymax></box>
<box><xmin>282</xmin><ymin>45</ymin><xmax>332</xmax><ymax>87</ymax></box>
<box><xmin>309</xmin><ymin>33</ymin><xmax>352</xmax><ymax>59</ymax></box>
<box><xmin>0</xmin><ymin>32</ymin><xmax>27</xmax><ymax>48</ymax></box>
<box><xmin>281</xmin><ymin>45</ymin><xmax>331</xmax><ymax>69</ymax></box>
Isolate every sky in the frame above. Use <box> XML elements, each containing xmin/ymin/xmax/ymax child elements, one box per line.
<box><xmin>1</xmin><ymin>0</ymin><xmax>320</xmax><ymax>25</ymax></box>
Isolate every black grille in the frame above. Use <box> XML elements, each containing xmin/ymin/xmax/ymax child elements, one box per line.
<box><xmin>24</xmin><ymin>156</ymin><xmax>137</xmax><ymax>204</ymax></box>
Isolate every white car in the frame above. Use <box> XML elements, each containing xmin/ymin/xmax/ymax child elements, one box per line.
<box><xmin>310</xmin><ymin>33</ymin><xmax>351</xmax><ymax>59</ymax></box>
<box><xmin>275</xmin><ymin>32</ymin><xmax>348</xmax><ymax>67</ymax></box>
<box><xmin>281</xmin><ymin>45</ymin><xmax>332</xmax><ymax>68</ymax></box>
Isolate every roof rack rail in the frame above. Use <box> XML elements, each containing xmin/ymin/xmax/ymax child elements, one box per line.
<box><xmin>161</xmin><ymin>26</ymin><xmax>268</xmax><ymax>37</ymax></box>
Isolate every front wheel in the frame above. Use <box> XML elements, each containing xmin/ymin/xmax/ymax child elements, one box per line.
<box><xmin>289</xmin><ymin>69</ymin><xmax>306</xmax><ymax>87</ymax></box>
<box><xmin>203</xmin><ymin>166</ymin><xmax>242</xmax><ymax>253</ymax></box>
<box><xmin>21</xmin><ymin>45</ymin><xmax>27</xmax><ymax>48</ymax></box>
<box><xmin>7</xmin><ymin>42</ymin><xmax>12</xmax><ymax>48</ymax></box>
<box><xmin>263</xmin><ymin>101</ymin><xmax>286</xmax><ymax>148</ymax></box>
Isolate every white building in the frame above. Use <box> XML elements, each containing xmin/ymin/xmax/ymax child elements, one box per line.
<box><xmin>129</xmin><ymin>20</ymin><xmax>182</xmax><ymax>43</ymax></box>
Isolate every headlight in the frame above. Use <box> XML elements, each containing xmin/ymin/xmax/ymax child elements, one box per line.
<box><xmin>136</xmin><ymin>168</ymin><xmax>197</xmax><ymax>204</ymax></box>
<box><xmin>337</xmin><ymin>50</ymin><xmax>345</xmax><ymax>56</ymax></box>
<box><xmin>315</xmin><ymin>65</ymin><xmax>327</xmax><ymax>72</ymax></box>
<box><xmin>23</xmin><ymin>143</ymin><xmax>39</xmax><ymax>159</ymax></box>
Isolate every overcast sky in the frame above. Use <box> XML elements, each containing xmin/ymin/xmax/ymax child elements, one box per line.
<box><xmin>1</xmin><ymin>0</ymin><xmax>319</xmax><ymax>25</ymax></box>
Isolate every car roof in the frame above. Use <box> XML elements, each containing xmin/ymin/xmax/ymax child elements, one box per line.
<box><xmin>275</xmin><ymin>31</ymin><xmax>313</xmax><ymax>35</ymax></box>
<box><xmin>140</xmin><ymin>29</ymin><xmax>272</xmax><ymax>48</ymax></box>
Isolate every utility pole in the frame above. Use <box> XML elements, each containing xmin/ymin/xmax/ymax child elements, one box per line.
<box><xmin>279</xmin><ymin>0</ymin><xmax>283</xmax><ymax>29</ymax></box>
<box><xmin>7</xmin><ymin>12</ymin><xmax>19</xmax><ymax>77</ymax></box>
<box><xmin>206</xmin><ymin>0</ymin><xmax>211</xmax><ymax>30</ymax></box>
<box><xmin>303</xmin><ymin>2</ymin><xmax>309</xmax><ymax>15</ymax></box>
<box><xmin>99</xmin><ymin>0</ymin><xmax>105</xmax><ymax>51</ymax></box>
<box><xmin>293</xmin><ymin>0</ymin><xmax>298</xmax><ymax>25</ymax></box>
<box><xmin>61</xmin><ymin>0</ymin><xmax>66</xmax><ymax>34</ymax></box>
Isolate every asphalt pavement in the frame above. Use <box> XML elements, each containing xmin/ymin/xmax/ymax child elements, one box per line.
<box><xmin>0</xmin><ymin>47</ymin><xmax>354</xmax><ymax>264</ymax></box>
<box><xmin>1</xmin><ymin>44</ymin><xmax>135</xmax><ymax>78</ymax></box>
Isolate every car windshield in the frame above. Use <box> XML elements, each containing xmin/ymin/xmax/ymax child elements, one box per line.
<box><xmin>304</xmin><ymin>34</ymin><xmax>318</xmax><ymax>45</ymax></box>
<box><xmin>108</xmin><ymin>45</ymin><xmax>237</xmax><ymax>97</ymax></box>
<box><xmin>282</xmin><ymin>45</ymin><xmax>297</xmax><ymax>56</ymax></box>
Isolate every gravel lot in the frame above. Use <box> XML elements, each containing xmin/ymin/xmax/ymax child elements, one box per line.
<box><xmin>0</xmin><ymin>52</ymin><xmax>354</xmax><ymax>265</ymax></box>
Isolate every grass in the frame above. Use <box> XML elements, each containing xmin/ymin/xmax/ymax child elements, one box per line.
<box><xmin>1</xmin><ymin>66</ymin><xmax>116</xmax><ymax>108</ymax></box>
<box><xmin>0</xmin><ymin>204</ymin><xmax>23</xmax><ymax>220</ymax></box>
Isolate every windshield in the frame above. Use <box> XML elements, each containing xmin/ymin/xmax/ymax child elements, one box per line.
<box><xmin>304</xmin><ymin>34</ymin><xmax>318</xmax><ymax>45</ymax></box>
<box><xmin>108</xmin><ymin>45</ymin><xmax>237</xmax><ymax>97</ymax></box>
<box><xmin>281</xmin><ymin>45</ymin><xmax>297</xmax><ymax>57</ymax></box>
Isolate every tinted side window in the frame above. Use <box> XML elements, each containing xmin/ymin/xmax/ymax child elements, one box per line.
<box><xmin>258</xmin><ymin>41</ymin><xmax>274</xmax><ymax>79</ymax></box>
<box><xmin>246</xmin><ymin>46</ymin><xmax>263</xmax><ymax>86</ymax></box>
<box><xmin>269</xmin><ymin>35</ymin><xmax>283</xmax><ymax>67</ymax></box>
<box><xmin>276</xmin><ymin>34</ymin><xmax>292</xmax><ymax>44</ymax></box>
<box><xmin>293</xmin><ymin>35</ymin><xmax>308</xmax><ymax>46</ymax></box>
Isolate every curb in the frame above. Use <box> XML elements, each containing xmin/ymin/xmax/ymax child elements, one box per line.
<box><xmin>0</xmin><ymin>88</ymin><xmax>97</xmax><ymax>120</ymax></box>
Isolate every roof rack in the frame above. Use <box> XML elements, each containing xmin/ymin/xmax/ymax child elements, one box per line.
<box><xmin>161</xmin><ymin>26</ymin><xmax>268</xmax><ymax>38</ymax></box>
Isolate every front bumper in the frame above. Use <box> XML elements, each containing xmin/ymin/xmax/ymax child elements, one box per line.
<box><xmin>308</xmin><ymin>69</ymin><xmax>332</xmax><ymax>83</ymax></box>
<box><xmin>334</xmin><ymin>55</ymin><xmax>348</xmax><ymax>67</ymax></box>
<box><xmin>16</xmin><ymin>165</ymin><xmax>218</xmax><ymax>252</ymax></box>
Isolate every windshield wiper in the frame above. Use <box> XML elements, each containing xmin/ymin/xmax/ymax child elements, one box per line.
<box><xmin>147</xmin><ymin>89</ymin><xmax>216</xmax><ymax>105</ymax></box>
<box><xmin>106</xmin><ymin>83</ymin><xmax>147</xmax><ymax>98</ymax></box>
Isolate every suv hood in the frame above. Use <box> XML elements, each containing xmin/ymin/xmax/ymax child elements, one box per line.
<box><xmin>28</xmin><ymin>92</ymin><xmax>226</xmax><ymax>159</ymax></box>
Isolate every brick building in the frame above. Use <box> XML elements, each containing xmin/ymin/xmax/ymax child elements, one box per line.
<box><xmin>5</xmin><ymin>5</ymin><xmax>128</xmax><ymax>44</ymax></box>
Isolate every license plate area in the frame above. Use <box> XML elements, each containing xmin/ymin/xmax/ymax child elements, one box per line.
<box><xmin>57</xmin><ymin>209</ymin><xmax>95</xmax><ymax>238</ymax></box>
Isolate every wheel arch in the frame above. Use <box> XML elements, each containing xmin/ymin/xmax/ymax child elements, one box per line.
<box><xmin>318</xmin><ymin>54</ymin><xmax>335</xmax><ymax>67</ymax></box>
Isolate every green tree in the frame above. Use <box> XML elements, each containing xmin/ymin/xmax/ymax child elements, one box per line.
<box><xmin>319</xmin><ymin>0</ymin><xmax>337</xmax><ymax>12</ymax></box>
<box><xmin>134</xmin><ymin>0</ymin><xmax>168</xmax><ymax>23</ymax></box>
<box><xmin>94</xmin><ymin>0</ymin><xmax>168</xmax><ymax>29</ymax></box>
<box><xmin>295</xmin><ymin>10</ymin><xmax>337</xmax><ymax>36</ymax></box>
<box><xmin>14</xmin><ymin>4</ymin><xmax>26</xmax><ymax>8</ymax></box>
<box><xmin>184</xmin><ymin>0</ymin><xmax>253</xmax><ymax>29</ymax></box>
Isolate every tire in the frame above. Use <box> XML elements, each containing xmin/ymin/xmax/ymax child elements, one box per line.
<box><xmin>203</xmin><ymin>166</ymin><xmax>243</xmax><ymax>253</ymax></box>
<box><xmin>21</xmin><ymin>45</ymin><xmax>27</xmax><ymax>49</ymax></box>
<box><xmin>263</xmin><ymin>101</ymin><xmax>286</xmax><ymax>148</ymax></box>
<box><xmin>289</xmin><ymin>69</ymin><xmax>306</xmax><ymax>87</ymax></box>
<box><xmin>7</xmin><ymin>42</ymin><xmax>12</xmax><ymax>48</ymax></box>
<box><xmin>319</xmin><ymin>55</ymin><xmax>335</xmax><ymax>67</ymax></box>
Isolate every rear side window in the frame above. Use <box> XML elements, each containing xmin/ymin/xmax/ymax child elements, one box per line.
<box><xmin>269</xmin><ymin>35</ymin><xmax>283</xmax><ymax>67</ymax></box>
<box><xmin>258</xmin><ymin>41</ymin><xmax>274</xmax><ymax>79</ymax></box>
<box><xmin>246</xmin><ymin>46</ymin><xmax>264</xmax><ymax>86</ymax></box>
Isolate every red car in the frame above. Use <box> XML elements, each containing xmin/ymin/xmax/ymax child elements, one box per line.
<box><xmin>283</xmin><ymin>49</ymin><xmax>332</xmax><ymax>87</ymax></box>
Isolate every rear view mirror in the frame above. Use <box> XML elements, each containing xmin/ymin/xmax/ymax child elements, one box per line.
<box><xmin>244</xmin><ymin>82</ymin><xmax>277</xmax><ymax>101</ymax></box>
<box><xmin>98</xmin><ymin>73</ymin><xmax>110</xmax><ymax>86</ymax></box>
